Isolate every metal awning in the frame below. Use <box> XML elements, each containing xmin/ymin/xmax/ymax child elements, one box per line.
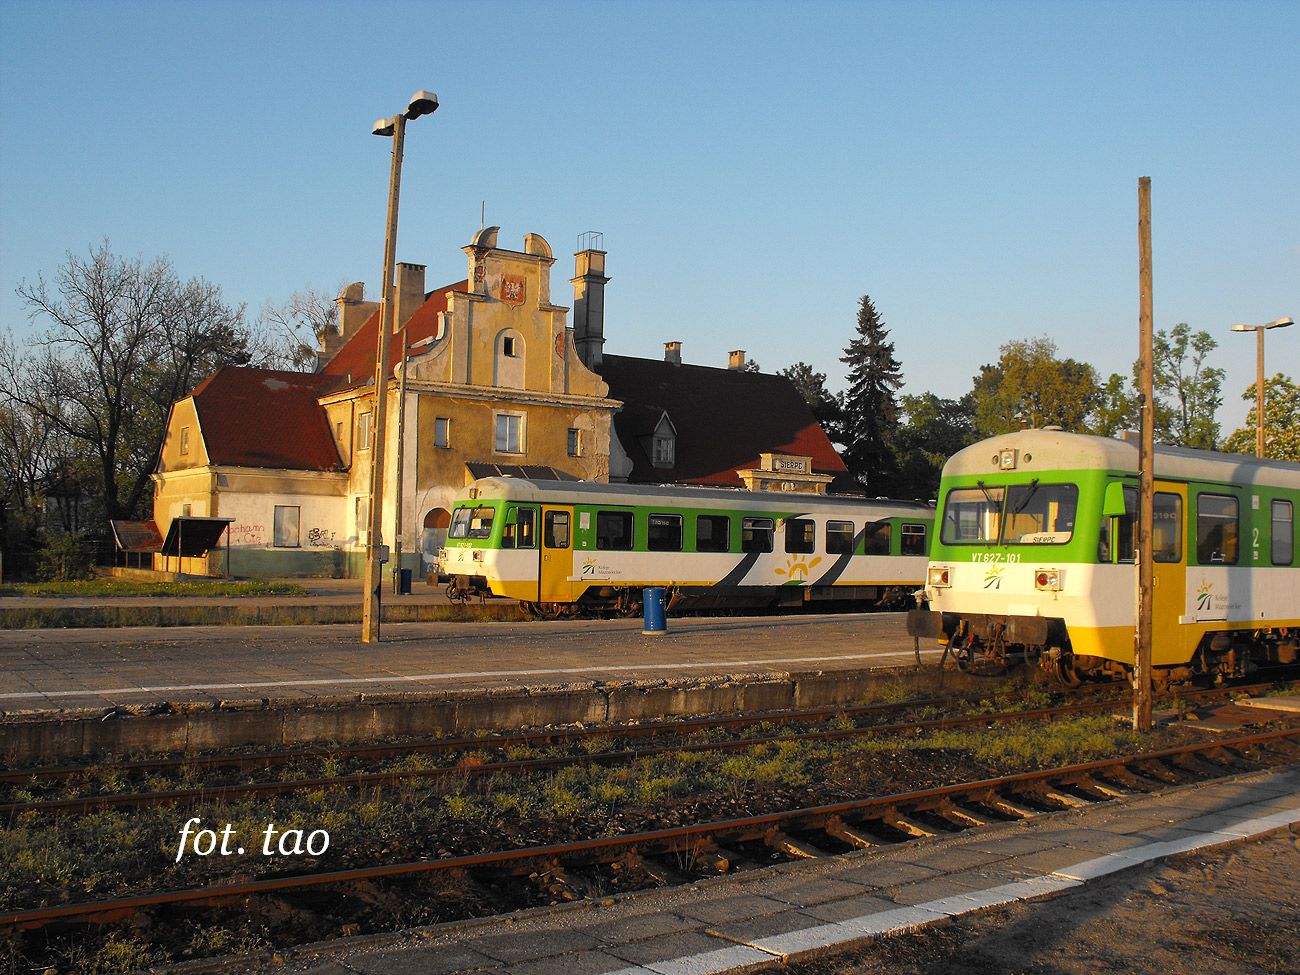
<box><xmin>159</xmin><ymin>517</ymin><xmax>234</xmax><ymax>558</ymax></box>
<box><xmin>110</xmin><ymin>520</ymin><xmax>164</xmax><ymax>554</ymax></box>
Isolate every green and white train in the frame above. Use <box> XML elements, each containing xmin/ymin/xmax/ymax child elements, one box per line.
<box><xmin>908</xmin><ymin>429</ymin><xmax>1300</xmax><ymax>684</ymax></box>
<box><xmin>440</xmin><ymin>477</ymin><xmax>935</xmax><ymax>616</ymax></box>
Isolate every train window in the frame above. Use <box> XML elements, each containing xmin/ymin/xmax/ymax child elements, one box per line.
<box><xmin>596</xmin><ymin>510</ymin><xmax>634</xmax><ymax>550</ymax></box>
<box><xmin>901</xmin><ymin>524</ymin><xmax>928</xmax><ymax>555</ymax></box>
<box><xmin>864</xmin><ymin>521</ymin><xmax>891</xmax><ymax>555</ymax></box>
<box><xmin>941</xmin><ymin>487</ymin><xmax>1004</xmax><ymax>544</ymax></box>
<box><xmin>1272</xmin><ymin>500</ymin><xmax>1293</xmax><ymax>565</ymax></box>
<box><xmin>826</xmin><ymin>520</ymin><xmax>855</xmax><ymax>555</ymax></box>
<box><xmin>466</xmin><ymin>506</ymin><xmax>495</xmax><ymax>539</ymax></box>
<box><xmin>447</xmin><ymin>507</ymin><xmax>472</xmax><ymax>539</ymax></box>
<box><xmin>1098</xmin><ymin>485</ymin><xmax>1137</xmax><ymax>563</ymax></box>
<box><xmin>544</xmin><ymin>511</ymin><xmax>570</xmax><ymax>549</ymax></box>
<box><xmin>696</xmin><ymin>515</ymin><xmax>730</xmax><ymax>552</ymax></box>
<box><xmin>1002</xmin><ymin>483</ymin><xmax>1078</xmax><ymax>544</ymax></box>
<box><xmin>1153</xmin><ymin>492</ymin><xmax>1182</xmax><ymax>563</ymax></box>
<box><xmin>785</xmin><ymin>518</ymin><xmax>815</xmax><ymax>554</ymax></box>
<box><xmin>742</xmin><ymin>517</ymin><xmax>774</xmax><ymax>553</ymax></box>
<box><xmin>648</xmin><ymin>513</ymin><xmax>683</xmax><ymax>552</ymax></box>
<box><xmin>514</xmin><ymin>508</ymin><xmax>537</xmax><ymax>549</ymax></box>
<box><xmin>1196</xmin><ymin>494</ymin><xmax>1238</xmax><ymax>564</ymax></box>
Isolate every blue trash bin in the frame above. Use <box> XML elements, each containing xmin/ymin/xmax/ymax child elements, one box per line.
<box><xmin>642</xmin><ymin>586</ymin><xmax>667</xmax><ymax>635</ymax></box>
<box><xmin>399</xmin><ymin>568</ymin><xmax>413</xmax><ymax>595</ymax></box>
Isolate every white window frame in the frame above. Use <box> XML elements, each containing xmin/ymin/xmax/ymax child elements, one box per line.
<box><xmin>653</xmin><ymin>434</ymin><xmax>675</xmax><ymax>467</ymax></box>
<box><xmin>355</xmin><ymin>496</ymin><xmax>371</xmax><ymax>543</ymax></box>
<box><xmin>274</xmin><ymin>505</ymin><xmax>301</xmax><ymax>548</ymax></box>
<box><xmin>357</xmin><ymin>412</ymin><xmax>373</xmax><ymax>451</ymax></box>
<box><xmin>495</xmin><ymin>411</ymin><xmax>525</xmax><ymax>454</ymax></box>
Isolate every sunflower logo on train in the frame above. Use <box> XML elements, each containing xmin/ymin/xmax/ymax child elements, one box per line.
<box><xmin>983</xmin><ymin>564</ymin><xmax>1005</xmax><ymax>589</ymax></box>
<box><xmin>776</xmin><ymin>555</ymin><xmax>822</xmax><ymax>584</ymax></box>
<box><xmin>1196</xmin><ymin>580</ymin><xmax>1213</xmax><ymax>611</ymax></box>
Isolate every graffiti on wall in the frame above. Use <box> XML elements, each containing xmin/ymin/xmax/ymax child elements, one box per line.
<box><xmin>306</xmin><ymin>528</ymin><xmax>338</xmax><ymax>548</ymax></box>
<box><xmin>229</xmin><ymin>523</ymin><xmax>264</xmax><ymax>545</ymax></box>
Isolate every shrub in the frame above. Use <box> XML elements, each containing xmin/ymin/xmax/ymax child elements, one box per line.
<box><xmin>36</xmin><ymin>531</ymin><xmax>95</xmax><ymax>581</ymax></box>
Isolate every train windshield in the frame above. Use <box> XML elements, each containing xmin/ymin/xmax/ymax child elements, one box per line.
<box><xmin>941</xmin><ymin>482</ymin><xmax>1078</xmax><ymax>545</ymax></box>
<box><xmin>448</xmin><ymin>505</ymin><xmax>496</xmax><ymax>540</ymax></box>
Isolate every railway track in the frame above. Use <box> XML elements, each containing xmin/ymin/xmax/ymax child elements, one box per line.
<box><xmin>2</xmin><ymin>682</ymin><xmax>1273</xmax><ymax>817</ymax></box>
<box><xmin>4</xmin><ymin>725</ymin><xmax>1297</xmax><ymax>931</ymax></box>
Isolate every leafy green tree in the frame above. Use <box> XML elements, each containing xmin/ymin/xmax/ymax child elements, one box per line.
<box><xmin>778</xmin><ymin>361</ymin><xmax>842</xmax><ymax>437</ymax></box>
<box><xmin>971</xmin><ymin>336</ymin><xmax>1099</xmax><ymax>436</ymax></box>
<box><xmin>1223</xmin><ymin>373</ymin><xmax>1299</xmax><ymax>462</ymax></box>
<box><xmin>3</xmin><ymin>240</ymin><xmax>259</xmax><ymax>523</ymax></box>
<box><xmin>1091</xmin><ymin>373</ymin><xmax>1140</xmax><ymax>438</ymax></box>
<box><xmin>894</xmin><ymin>392</ymin><xmax>977</xmax><ymax>499</ymax></box>
<box><xmin>1149</xmin><ymin>323</ymin><xmax>1223</xmax><ymax>448</ymax></box>
<box><xmin>838</xmin><ymin>296</ymin><xmax>903</xmax><ymax>494</ymax></box>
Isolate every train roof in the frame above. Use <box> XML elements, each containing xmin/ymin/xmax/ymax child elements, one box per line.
<box><xmin>460</xmin><ymin>477</ymin><xmax>934</xmax><ymax>517</ymax></box>
<box><xmin>944</xmin><ymin>429</ymin><xmax>1300</xmax><ymax>489</ymax></box>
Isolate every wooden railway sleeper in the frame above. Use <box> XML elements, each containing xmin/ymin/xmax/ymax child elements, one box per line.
<box><xmin>1039</xmin><ymin>785</ymin><xmax>1092</xmax><ymax>809</ymax></box>
<box><xmin>978</xmin><ymin>791</ymin><xmax>1039</xmax><ymax>819</ymax></box>
<box><xmin>1133</xmin><ymin>759</ymin><xmax>1182</xmax><ymax>784</ymax></box>
<box><xmin>1075</xmin><ymin>775</ymin><xmax>1129</xmax><ymax>799</ymax></box>
<box><xmin>937</xmin><ymin>800</ymin><xmax>990</xmax><ymax>827</ymax></box>
<box><xmin>880</xmin><ymin>810</ymin><xmax>938</xmax><ymax>838</ymax></box>
<box><xmin>764</xmin><ymin>827</ymin><xmax>828</xmax><ymax>859</ymax></box>
<box><xmin>824</xmin><ymin>816</ymin><xmax>879</xmax><ymax>849</ymax></box>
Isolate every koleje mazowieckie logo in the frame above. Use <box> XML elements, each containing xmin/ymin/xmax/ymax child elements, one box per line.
<box><xmin>1196</xmin><ymin>580</ymin><xmax>1213</xmax><ymax>611</ymax></box>
<box><xmin>983</xmin><ymin>564</ymin><xmax>1005</xmax><ymax>589</ymax></box>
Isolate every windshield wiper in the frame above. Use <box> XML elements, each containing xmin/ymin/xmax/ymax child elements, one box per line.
<box><xmin>1011</xmin><ymin>478</ymin><xmax>1041</xmax><ymax>515</ymax></box>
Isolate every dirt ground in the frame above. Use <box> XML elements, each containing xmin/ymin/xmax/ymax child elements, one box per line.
<box><xmin>786</xmin><ymin>829</ymin><xmax>1300</xmax><ymax>975</ymax></box>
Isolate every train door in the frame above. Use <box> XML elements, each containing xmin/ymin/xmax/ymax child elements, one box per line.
<box><xmin>1151</xmin><ymin>482</ymin><xmax>1187</xmax><ymax>666</ymax></box>
<box><xmin>540</xmin><ymin>506</ymin><xmax>574</xmax><ymax>604</ymax></box>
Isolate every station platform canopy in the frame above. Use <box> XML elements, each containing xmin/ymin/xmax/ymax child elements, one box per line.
<box><xmin>109</xmin><ymin>520</ymin><xmax>164</xmax><ymax>555</ymax></box>
<box><xmin>159</xmin><ymin>517</ymin><xmax>234</xmax><ymax>557</ymax></box>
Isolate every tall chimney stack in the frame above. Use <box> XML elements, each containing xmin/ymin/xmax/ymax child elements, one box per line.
<box><xmin>571</xmin><ymin>233</ymin><xmax>609</xmax><ymax>370</ymax></box>
<box><xmin>664</xmin><ymin>341</ymin><xmax>682</xmax><ymax>365</ymax></box>
<box><xmin>728</xmin><ymin>350</ymin><xmax>747</xmax><ymax>370</ymax></box>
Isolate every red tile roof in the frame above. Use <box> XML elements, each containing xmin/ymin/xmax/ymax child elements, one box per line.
<box><xmin>599</xmin><ymin>355</ymin><xmax>853</xmax><ymax>492</ymax></box>
<box><xmin>189</xmin><ymin>367</ymin><xmax>342</xmax><ymax>471</ymax></box>
<box><xmin>320</xmin><ymin>280</ymin><xmax>467</xmax><ymax>382</ymax></box>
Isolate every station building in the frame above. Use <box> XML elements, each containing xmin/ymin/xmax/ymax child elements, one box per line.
<box><xmin>149</xmin><ymin>229</ymin><xmax>850</xmax><ymax>577</ymax></box>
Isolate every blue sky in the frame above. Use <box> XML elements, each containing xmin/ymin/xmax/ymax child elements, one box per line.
<box><xmin>1</xmin><ymin>0</ymin><xmax>1295</xmax><ymax>432</ymax></box>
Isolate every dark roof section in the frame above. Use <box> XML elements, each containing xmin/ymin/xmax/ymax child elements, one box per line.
<box><xmin>160</xmin><ymin>517</ymin><xmax>234</xmax><ymax>557</ymax></box>
<box><xmin>190</xmin><ymin>367</ymin><xmax>343</xmax><ymax>471</ymax></box>
<box><xmin>320</xmin><ymin>280</ymin><xmax>468</xmax><ymax>383</ymax></box>
<box><xmin>599</xmin><ymin>355</ymin><xmax>853</xmax><ymax>491</ymax></box>
<box><xmin>465</xmin><ymin>463</ymin><xmax>582</xmax><ymax>481</ymax></box>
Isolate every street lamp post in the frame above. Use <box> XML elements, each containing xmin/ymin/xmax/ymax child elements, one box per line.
<box><xmin>362</xmin><ymin>90</ymin><xmax>438</xmax><ymax>644</ymax></box>
<box><xmin>1230</xmin><ymin>316</ymin><xmax>1293</xmax><ymax>458</ymax></box>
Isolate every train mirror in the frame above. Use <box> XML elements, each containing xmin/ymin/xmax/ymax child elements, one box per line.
<box><xmin>504</xmin><ymin>507</ymin><xmax>518</xmax><ymax>526</ymax></box>
<box><xmin>1102</xmin><ymin>482</ymin><xmax>1128</xmax><ymax>518</ymax></box>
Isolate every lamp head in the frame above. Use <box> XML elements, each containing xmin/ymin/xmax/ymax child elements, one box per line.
<box><xmin>372</xmin><ymin>117</ymin><xmax>396</xmax><ymax>137</ymax></box>
<box><xmin>1265</xmin><ymin>316</ymin><xmax>1293</xmax><ymax>330</ymax></box>
<box><xmin>405</xmin><ymin>90</ymin><xmax>439</xmax><ymax>120</ymax></box>
<box><xmin>1230</xmin><ymin>324</ymin><xmax>1256</xmax><ymax>332</ymax></box>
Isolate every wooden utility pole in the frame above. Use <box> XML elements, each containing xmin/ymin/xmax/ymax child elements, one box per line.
<box><xmin>1134</xmin><ymin>177</ymin><xmax>1154</xmax><ymax>731</ymax></box>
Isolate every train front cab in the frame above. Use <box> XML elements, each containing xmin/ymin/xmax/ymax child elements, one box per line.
<box><xmin>443</xmin><ymin>499</ymin><xmax>579</xmax><ymax>607</ymax></box>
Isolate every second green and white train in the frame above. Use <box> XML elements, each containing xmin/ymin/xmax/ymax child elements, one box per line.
<box><xmin>440</xmin><ymin>478</ymin><xmax>934</xmax><ymax>616</ymax></box>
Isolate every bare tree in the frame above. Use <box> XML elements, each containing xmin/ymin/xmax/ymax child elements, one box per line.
<box><xmin>260</xmin><ymin>286</ymin><xmax>342</xmax><ymax>371</ymax></box>
<box><xmin>4</xmin><ymin>240</ymin><xmax>256</xmax><ymax>523</ymax></box>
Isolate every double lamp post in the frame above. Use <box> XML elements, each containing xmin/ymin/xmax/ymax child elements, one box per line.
<box><xmin>1230</xmin><ymin>316</ymin><xmax>1293</xmax><ymax>458</ymax></box>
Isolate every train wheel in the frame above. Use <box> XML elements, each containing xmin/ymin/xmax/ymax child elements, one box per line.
<box><xmin>1052</xmin><ymin>656</ymin><xmax>1083</xmax><ymax>687</ymax></box>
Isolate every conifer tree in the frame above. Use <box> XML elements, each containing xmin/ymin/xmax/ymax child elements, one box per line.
<box><xmin>839</xmin><ymin>295</ymin><xmax>903</xmax><ymax>495</ymax></box>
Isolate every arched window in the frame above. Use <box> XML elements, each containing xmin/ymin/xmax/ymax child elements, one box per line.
<box><xmin>494</xmin><ymin>329</ymin><xmax>525</xmax><ymax>388</ymax></box>
<box><xmin>422</xmin><ymin>507</ymin><xmax>451</xmax><ymax>574</ymax></box>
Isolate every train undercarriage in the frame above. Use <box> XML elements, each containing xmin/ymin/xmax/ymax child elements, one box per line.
<box><xmin>907</xmin><ymin>609</ymin><xmax>1300</xmax><ymax>687</ymax></box>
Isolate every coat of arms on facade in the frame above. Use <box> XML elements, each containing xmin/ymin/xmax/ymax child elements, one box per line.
<box><xmin>499</xmin><ymin>275</ymin><xmax>526</xmax><ymax>306</ymax></box>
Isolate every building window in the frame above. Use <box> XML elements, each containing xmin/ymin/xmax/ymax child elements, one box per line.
<box><xmin>1272</xmin><ymin>499</ymin><xmax>1293</xmax><ymax>566</ymax></box>
<box><xmin>495</xmin><ymin>412</ymin><xmax>524</xmax><ymax>454</ymax></box>
<box><xmin>596</xmin><ymin>510</ymin><xmax>634</xmax><ymax>550</ymax></box>
<box><xmin>784</xmin><ymin>518</ymin><xmax>815</xmax><ymax>554</ymax></box>
<box><xmin>503</xmin><ymin>336</ymin><xmax>518</xmax><ymax>357</ymax></box>
<box><xmin>181</xmin><ymin>503</ymin><xmax>192</xmax><ymax>517</ymax></box>
<box><xmin>433</xmin><ymin>416</ymin><xmax>450</xmax><ymax>449</ymax></box>
<box><xmin>357</xmin><ymin>412</ymin><xmax>372</xmax><ymax>451</ymax></box>
<box><xmin>274</xmin><ymin>505</ymin><xmax>301</xmax><ymax>548</ymax></box>
<box><xmin>696</xmin><ymin>514</ymin><xmax>730</xmax><ymax>553</ymax></box>
<box><xmin>567</xmin><ymin>428</ymin><xmax>581</xmax><ymax>457</ymax></box>
<box><xmin>901</xmin><ymin>523</ymin><xmax>928</xmax><ymax>556</ymax></box>
<box><xmin>826</xmin><ymin>520</ymin><xmax>855</xmax><ymax>555</ymax></box>
<box><xmin>647</xmin><ymin>513</ymin><xmax>683</xmax><ymax>552</ymax></box>
<box><xmin>653</xmin><ymin>435</ymin><xmax>675</xmax><ymax>467</ymax></box>
<box><xmin>356</xmin><ymin>497</ymin><xmax>370</xmax><ymax>543</ymax></box>
<box><xmin>335</xmin><ymin>421</ymin><xmax>343</xmax><ymax>442</ymax></box>
<box><xmin>179</xmin><ymin>426</ymin><xmax>191</xmax><ymax>456</ymax></box>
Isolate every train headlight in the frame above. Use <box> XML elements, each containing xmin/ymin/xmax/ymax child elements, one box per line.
<box><xmin>927</xmin><ymin>566</ymin><xmax>952</xmax><ymax>588</ymax></box>
<box><xmin>1034</xmin><ymin>568</ymin><xmax>1061</xmax><ymax>592</ymax></box>
<box><xmin>473</xmin><ymin>550</ymin><xmax>484</xmax><ymax>563</ymax></box>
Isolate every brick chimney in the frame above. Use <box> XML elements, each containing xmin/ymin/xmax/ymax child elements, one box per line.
<box><xmin>571</xmin><ymin>236</ymin><xmax>609</xmax><ymax>370</ymax></box>
<box><xmin>664</xmin><ymin>341</ymin><xmax>682</xmax><ymax>365</ymax></box>
<box><xmin>728</xmin><ymin>350</ymin><xmax>747</xmax><ymax>370</ymax></box>
<box><xmin>395</xmin><ymin>262</ymin><xmax>426</xmax><ymax>332</ymax></box>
